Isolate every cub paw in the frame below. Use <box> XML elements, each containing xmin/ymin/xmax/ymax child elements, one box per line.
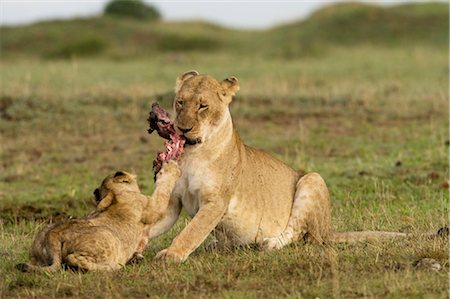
<box><xmin>15</xmin><ymin>263</ymin><xmax>30</xmax><ymax>272</ymax></box>
<box><xmin>157</xmin><ymin>161</ymin><xmax>181</xmax><ymax>180</ymax></box>
<box><xmin>126</xmin><ymin>252</ymin><xmax>145</xmax><ymax>265</ymax></box>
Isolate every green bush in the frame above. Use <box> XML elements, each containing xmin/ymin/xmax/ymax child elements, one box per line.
<box><xmin>46</xmin><ymin>37</ymin><xmax>107</xmax><ymax>59</ymax></box>
<box><xmin>104</xmin><ymin>0</ymin><xmax>160</xmax><ymax>21</ymax></box>
<box><xmin>158</xmin><ymin>34</ymin><xmax>221</xmax><ymax>52</ymax></box>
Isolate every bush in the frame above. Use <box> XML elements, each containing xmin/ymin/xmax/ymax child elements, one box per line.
<box><xmin>158</xmin><ymin>34</ymin><xmax>221</xmax><ymax>52</ymax></box>
<box><xmin>46</xmin><ymin>37</ymin><xmax>107</xmax><ymax>59</ymax></box>
<box><xmin>104</xmin><ymin>0</ymin><xmax>161</xmax><ymax>21</ymax></box>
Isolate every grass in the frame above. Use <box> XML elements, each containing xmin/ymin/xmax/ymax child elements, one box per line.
<box><xmin>0</xmin><ymin>2</ymin><xmax>449</xmax><ymax>298</ymax></box>
<box><xmin>1</xmin><ymin>45</ymin><xmax>448</xmax><ymax>298</ymax></box>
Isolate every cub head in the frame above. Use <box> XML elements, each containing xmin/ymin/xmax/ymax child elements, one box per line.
<box><xmin>173</xmin><ymin>70</ymin><xmax>239</xmax><ymax>145</ymax></box>
<box><xmin>93</xmin><ymin>171</ymin><xmax>140</xmax><ymax>209</ymax></box>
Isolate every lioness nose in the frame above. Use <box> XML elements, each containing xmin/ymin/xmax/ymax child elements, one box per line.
<box><xmin>178</xmin><ymin>126</ymin><xmax>193</xmax><ymax>134</ymax></box>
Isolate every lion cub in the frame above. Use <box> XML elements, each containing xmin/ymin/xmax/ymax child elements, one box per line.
<box><xmin>17</xmin><ymin>161</ymin><xmax>180</xmax><ymax>272</ymax></box>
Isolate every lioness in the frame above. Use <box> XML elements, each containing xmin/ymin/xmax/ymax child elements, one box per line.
<box><xmin>146</xmin><ymin>71</ymin><xmax>409</xmax><ymax>262</ymax></box>
<box><xmin>17</xmin><ymin>161</ymin><xmax>180</xmax><ymax>272</ymax></box>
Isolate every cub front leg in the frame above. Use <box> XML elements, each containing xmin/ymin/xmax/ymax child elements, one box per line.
<box><xmin>136</xmin><ymin>161</ymin><xmax>181</xmax><ymax>255</ymax></box>
<box><xmin>144</xmin><ymin>160</ymin><xmax>181</xmax><ymax>219</ymax></box>
<box><xmin>155</xmin><ymin>197</ymin><xmax>227</xmax><ymax>262</ymax></box>
<box><xmin>134</xmin><ymin>199</ymin><xmax>182</xmax><ymax>255</ymax></box>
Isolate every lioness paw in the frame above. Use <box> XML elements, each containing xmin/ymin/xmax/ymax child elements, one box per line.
<box><xmin>154</xmin><ymin>248</ymin><xmax>186</xmax><ymax>263</ymax></box>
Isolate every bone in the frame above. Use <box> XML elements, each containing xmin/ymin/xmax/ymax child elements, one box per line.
<box><xmin>147</xmin><ymin>103</ymin><xmax>185</xmax><ymax>177</ymax></box>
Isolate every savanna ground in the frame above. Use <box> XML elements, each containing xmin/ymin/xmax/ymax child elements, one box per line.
<box><xmin>1</xmin><ymin>3</ymin><xmax>449</xmax><ymax>298</ymax></box>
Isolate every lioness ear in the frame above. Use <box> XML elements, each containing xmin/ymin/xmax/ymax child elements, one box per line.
<box><xmin>220</xmin><ymin>76</ymin><xmax>240</xmax><ymax>99</ymax></box>
<box><xmin>97</xmin><ymin>192</ymin><xmax>114</xmax><ymax>209</ymax></box>
<box><xmin>175</xmin><ymin>70</ymin><xmax>199</xmax><ymax>93</ymax></box>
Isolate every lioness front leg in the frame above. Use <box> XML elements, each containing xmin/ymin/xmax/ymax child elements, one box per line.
<box><xmin>155</xmin><ymin>198</ymin><xmax>227</xmax><ymax>262</ymax></box>
<box><xmin>262</xmin><ymin>172</ymin><xmax>331</xmax><ymax>250</ymax></box>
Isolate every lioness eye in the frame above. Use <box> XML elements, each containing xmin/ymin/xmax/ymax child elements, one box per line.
<box><xmin>199</xmin><ymin>104</ymin><xmax>208</xmax><ymax>110</ymax></box>
<box><xmin>176</xmin><ymin>100</ymin><xmax>183</xmax><ymax>107</ymax></box>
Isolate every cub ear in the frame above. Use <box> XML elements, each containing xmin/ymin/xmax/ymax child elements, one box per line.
<box><xmin>175</xmin><ymin>70</ymin><xmax>199</xmax><ymax>93</ymax></box>
<box><xmin>220</xmin><ymin>76</ymin><xmax>240</xmax><ymax>99</ymax></box>
<box><xmin>113</xmin><ymin>171</ymin><xmax>136</xmax><ymax>183</ymax></box>
<box><xmin>114</xmin><ymin>171</ymin><xmax>125</xmax><ymax>177</ymax></box>
<box><xmin>97</xmin><ymin>192</ymin><xmax>114</xmax><ymax>210</ymax></box>
<box><xmin>93</xmin><ymin>188</ymin><xmax>101</xmax><ymax>204</ymax></box>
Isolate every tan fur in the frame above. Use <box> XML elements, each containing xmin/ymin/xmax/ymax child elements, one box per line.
<box><xmin>18</xmin><ymin>161</ymin><xmax>180</xmax><ymax>272</ymax></box>
<box><xmin>148</xmin><ymin>72</ymin><xmax>412</xmax><ymax>262</ymax></box>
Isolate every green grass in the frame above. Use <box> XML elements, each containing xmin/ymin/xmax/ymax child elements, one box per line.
<box><xmin>1</xmin><ymin>45</ymin><xmax>448</xmax><ymax>298</ymax></box>
<box><xmin>0</xmin><ymin>2</ymin><xmax>449</xmax><ymax>298</ymax></box>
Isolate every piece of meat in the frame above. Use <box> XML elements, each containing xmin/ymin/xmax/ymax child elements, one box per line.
<box><xmin>147</xmin><ymin>103</ymin><xmax>185</xmax><ymax>177</ymax></box>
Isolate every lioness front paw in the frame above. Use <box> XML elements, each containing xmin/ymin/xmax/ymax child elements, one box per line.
<box><xmin>154</xmin><ymin>248</ymin><xmax>186</xmax><ymax>263</ymax></box>
<box><xmin>157</xmin><ymin>161</ymin><xmax>181</xmax><ymax>180</ymax></box>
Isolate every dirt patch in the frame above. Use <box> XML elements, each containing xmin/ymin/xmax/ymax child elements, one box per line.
<box><xmin>0</xmin><ymin>200</ymin><xmax>80</xmax><ymax>224</ymax></box>
<box><xmin>0</xmin><ymin>96</ymin><xmax>14</xmax><ymax>120</ymax></box>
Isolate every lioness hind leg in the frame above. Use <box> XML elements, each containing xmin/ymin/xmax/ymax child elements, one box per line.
<box><xmin>65</xmin><ymin>253</ymin><xmax>118</xmax><ymax>272</ymax></box>
<box><xmin>262</xmin><ymin>172</ymin><xmax>331</xmax><ymax>250</ymax></box>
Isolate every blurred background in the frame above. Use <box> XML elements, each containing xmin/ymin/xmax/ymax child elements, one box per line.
<box><xmin>3</xmin><ymin>1</ymin><xmax>438</xmax><ymax>29</ymax></box>
<box><xmin>2</xmin><ymin>0</ymin><xmax>448</xmax><ymax>59</ymax></box>
<box><xmin>0</xmin><ymin>1</ymin><xmax>448</xmax><ymax>297</ymax></box>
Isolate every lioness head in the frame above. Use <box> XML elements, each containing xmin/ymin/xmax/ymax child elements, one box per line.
<box><xmin>93</xmin><ymin>171</ymin><xmax>140</xmax><ymax>209</ymax></box>
<box><xmin>173</xmin><ymin>70</ymin><xmax>239</xmax><ymax>145</ymax></box>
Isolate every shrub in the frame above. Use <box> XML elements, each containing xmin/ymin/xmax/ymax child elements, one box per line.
<box><xmin>158</xmin><ymin>34</ymin><xmax>221</xmax><ymax>52</ymax></box>
<box><xmin>104</xmin><ymin>0</ymin><xmax>161</xmax><ymax>21</ymax></box>
<box><xmin>46</xmin><ymin>37</ymin><xmax>107</xmax><ymax>59</ymax></box>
